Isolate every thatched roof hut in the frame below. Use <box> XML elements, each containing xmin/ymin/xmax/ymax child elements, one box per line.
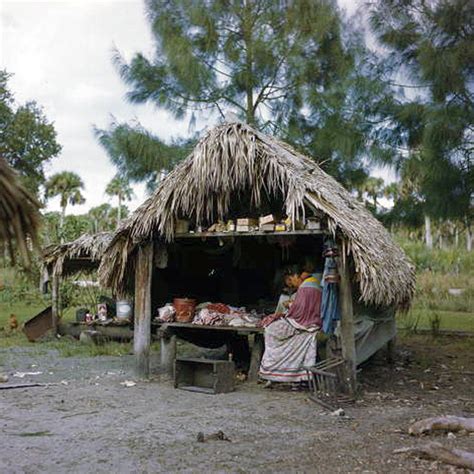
<box><xmin>0</xmin><ymin>157</ymin><xmax>40</xmax><ymax>265</ymax></box>
<box><xmin>100</xmin><ymin>122</ymin><xmax>415</xmax><ymax>309</ymax></box>
<box><xmin>43</xmin><ymin>232</ymin><xmax>113</xmax><ymax>278</ymax></box>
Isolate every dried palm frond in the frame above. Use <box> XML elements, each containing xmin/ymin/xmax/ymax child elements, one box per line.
<box><xmin>0</xmin><ymin>157</ymin><xmax>40</xmax><ymax>266</ymax></box>
<box><xmin>43</xmin><ymin>232</ymin><xmax>113</xmax><ymax>277</ymax></box>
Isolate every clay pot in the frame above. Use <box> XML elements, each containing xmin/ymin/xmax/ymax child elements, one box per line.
<box><xmin>173</xmin><ymin>298</ymin><xmax>197</xmax><ymax>323</ymax></box>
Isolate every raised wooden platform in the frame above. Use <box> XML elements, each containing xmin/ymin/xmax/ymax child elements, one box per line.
<box><xmin>159</xmin><ymin>322</ymin><xmax>264</xmax><ymax>382</ymax></box>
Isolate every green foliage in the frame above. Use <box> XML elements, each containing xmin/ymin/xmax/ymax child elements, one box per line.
<box><xmin>110</xmin><ymin>0</ymin><xmax>394</xmax><ymax>190</ymax></box>
<box><xmin>94</xmin><ymin>120</ymin><xmax>193</xmax><ymax>188</ymax></box>
<box><xmin>399</xmin><ymin>238</ymin><xmax>474</xmax><ymax>274</ymax></box>
<box><xmin>105</xmin><ymin>174</ymin><xmax>134</xmax><ymax>227</ymax></box>
<box><xmin>0</xmin><ymin>70</ymin><xmax>61</xmax><ymax>194</ymax></box>
<box><xmin>88</xmin><ymin>204</ymin><xmax>114</xmax><ymax>233</ymax></box>
<box><xmin>369</xmin><ymin>0</ymin><xmax>473</xmax><ymax>225</ymax></box>
<box><xmin>117</xmin><ymin>0</ymin><xmax>348</xmax><ymax>123</ymax></box>
<box><xmin>41</xmin><ymin>211</ymin><xmax>90</xmax><ymax>245</ymax></box>
<box><xmin>44</xmin><ymin>171</ymin><xmax>86</xmax><ymax>242</ymax></box>
<box><xmin>45</xmin><ymin>171</ymin><xmax>86</xmax><ymax>210</ymax></box>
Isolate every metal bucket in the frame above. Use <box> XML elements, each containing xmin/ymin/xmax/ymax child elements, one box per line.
<box><xmin>116</xmin><ymin>300</ymin><xmax>133</xmax><ymax>320</ymax></box>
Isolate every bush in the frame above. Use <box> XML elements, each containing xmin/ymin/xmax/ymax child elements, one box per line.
<box><xmin>398</xmin><ymin>239</ymin><xmax>474</xmax><ymax>274</ymax></box>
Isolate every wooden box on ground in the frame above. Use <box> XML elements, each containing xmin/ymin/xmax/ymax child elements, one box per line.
<box><xmin>174</xmin><ymin>357</ymin><xmax>235</xmax><ymax>394</ymax></box>
<box><xmin>23</xmin><ymin>306</ymin><xmax>53</xmax><ymax>342</ymax></box>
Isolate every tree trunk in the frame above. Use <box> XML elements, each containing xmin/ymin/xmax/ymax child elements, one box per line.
<box><xmin>337</xmin><ymin>254</ymin><xmax>357</xmax><ymax>396</ymax></box>
<box><xmin>51</xmin><ymin>274</ymin><xmax>59</xmax><ymax>335</ymax></box>
<box><xmin>408</xmin><ymin>416</ymin><xmax>474</xmax><ymax>436</ymax></box>
<box><xmin>394</xmin><ymin>443</ymin><xmax>474</xmax><ymax>470</ymax></box>
<box><xmin>438</xmin><ymin>231</ymin><xmax>444</xmax><ymax>250</ymax></box>
<box><xmin>467</xmin><ymin>223</ymin><xmax>472</xmax><ymax>252</ymax></box>
<box><xmin>134</xmin><ymin>242</ymin><xmax>153</xmax><ymax>378</ymax></box>
<box><xmin>242</xmin><ymin>4</ymin><xmax>254</xmax><ymax>125</ymax></box>
<box><xmin>117</xmin><ymin>194</ymin><xmax>122</xmax><ymax>229</ymax></box>
<box><xmin>424</xmin><ymin>214</ymin><xmax>433</xmax><ymax>249</ymax></box>
<box><xmin>59</xmin><ymin>205</ymin><xmax>66</xmax><ymax>243</ymax></box>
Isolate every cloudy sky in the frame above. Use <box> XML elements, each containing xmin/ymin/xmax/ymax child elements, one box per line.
<box><xmin>1</xmin><ymin>0</ymin><xmax>383</xmax><ymax>216</ymax></box>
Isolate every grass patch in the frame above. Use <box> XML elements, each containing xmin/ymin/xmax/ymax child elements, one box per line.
<box><xmin>398</xmin><ymin>308</ymin><xmax>474</xmax><ymax>332</ymax></box>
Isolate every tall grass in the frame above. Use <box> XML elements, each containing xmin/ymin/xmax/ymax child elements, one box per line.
<box><xmin>397</xmin><ymin>238</ymin><xmax>473</xmax><ymax>333</ymax></box>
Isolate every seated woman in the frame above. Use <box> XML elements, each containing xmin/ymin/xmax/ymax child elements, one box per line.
<box><xmin>259</xmin><ymin>265</ymin><xmax>322</xmax><ymax>384</ymax></box>
<box><xmin>274</xmin><ymin>273</ymin><xmax>298</xmax><ymax>314</ymax></box>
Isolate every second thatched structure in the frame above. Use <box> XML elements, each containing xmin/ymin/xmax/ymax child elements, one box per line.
<box><xmin>43</xmin><ymin>232</ymin><xmax>113</xmax><ymax>323</ymax></box>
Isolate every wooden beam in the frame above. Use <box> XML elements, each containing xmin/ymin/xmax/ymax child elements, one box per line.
<box><xmin>134</xmin><ymin>241</ymin><xmax>153</xmax><ymax>378</ymax></box>
<box><xmin>248</xmin><ymin>334</ymin><xmax>264</xmax><ymax>382</ymax></box>
<box><xmin>51</xmin><ymin>274</ymin><xmax>59</xmax><ymax>335</ymax></box>
<box><xmin>160</xmin><ymin>334</ymin><xmax>177</xmax><ymax>379</ymax></box>
<box><xmin>337</xmin><ymin>255</ymin><xmax>357</xmax><ymax>396</ymax></box>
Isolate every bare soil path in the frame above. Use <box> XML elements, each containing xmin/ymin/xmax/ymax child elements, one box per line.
<box><xmin>1</xmin><ymin>335</ymin><xmax>473</xmax><ymax>473</ymax></box>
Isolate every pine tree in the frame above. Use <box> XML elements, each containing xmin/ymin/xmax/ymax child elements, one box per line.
<box><xmin>369</xmin><ymin>0</ymin><xmax>473</xmax><ymax>249</ymax></box>
<box><xmin>111</xmin><ymin>0</ymin><xmax>391</xmax><ymax>189</ymax></box>
<box><xmin>94</xmin><ymin>120</ymin><xmax>192</xmax><ymax>189</ymax></box>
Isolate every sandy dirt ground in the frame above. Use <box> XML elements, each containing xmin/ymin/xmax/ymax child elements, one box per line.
<box><xmin>1</xmin><ymin>335</ymin><xmax>473</xmax><ymax>474</ymax></box>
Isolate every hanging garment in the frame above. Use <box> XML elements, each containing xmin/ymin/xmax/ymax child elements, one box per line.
<box><xmin>321</xmin><ymin>240</ymin><xmax>341</xmax><ymax>334</ymax></box>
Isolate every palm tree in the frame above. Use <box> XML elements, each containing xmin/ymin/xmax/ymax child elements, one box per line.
<box><xmin>45</xmin><ymin>171</ymin><xmax>85</xmax><ymax>242</ymax></box>
<box><xmin>360</xmin><ymin>177</ymin><xmax>385</xmax><ymax>211</ymax></box>
<box><xmin>88</xmin><ymin>203</ymin><xmax>113</xmax><ymax>233</ymax></box>
<box><xmin>105</xmin><ymin>175</ymin><xmax>133</xmax><ymax>228</ymax></box>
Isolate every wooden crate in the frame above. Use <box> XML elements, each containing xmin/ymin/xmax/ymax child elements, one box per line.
<box><xmin>305</xmin><ymin>357</ymin><xmax>353</xmax><ymax>410</ymax></box>
<box><xmin>174</xmin><ymin>357</ymin><xmax>235</xmax><ymax>394</ymax></box>
<box><xmin>23</xmin><ymin>306</ymin><xmax>53</xmax><ymax>342</ymax></box>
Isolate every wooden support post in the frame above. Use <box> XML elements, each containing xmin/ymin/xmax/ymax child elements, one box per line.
<box><xmin>160</xmin><ymin>334</ymin><xmax>177</xmax><ymax>380</ymax></box>
<box><xmin>51</xmin><ymin>274</ymin><xmax>59</xmax><ymax>335</ymax></box>
<box><xmin>248</xmin><ymin>333</ymin><xmax>264</xmax><ymax>382</ymax></box>
<box><xmin>338</xmin><ymin>257</ymin><xmax>357</xmax><ymax>396</ymax></box>
<box><xmin>134</xmin><ymin>242</ymin><xmax>153</xmax><ymax>378</ymax></box>
<box><xmin>386</xmin><ymin>336</ymin><xmax>396</xmax><ymax>364</ymax></box>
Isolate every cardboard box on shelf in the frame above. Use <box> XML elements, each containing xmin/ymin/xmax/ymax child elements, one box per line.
<box><xmin>259</xmin><ymin>214</ymin><xmax>275</xmax><ymax>226</ymax></box>
<box><xmin>237</xmin><ymin>218</ymin><xmax>258</xmax><ymax>227</ymax></box>
<box><xmin>260</xmin><ymin>223</ymin><xmax>275</xmax><ymax>232</ymax></box>
<box><xmin>306</xmin><ymin>218</ymin><xmax>321</xmax><ymax>230</ymax></box>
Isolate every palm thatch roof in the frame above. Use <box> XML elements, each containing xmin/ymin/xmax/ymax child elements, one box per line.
<box><xmin>99</xmin><ymin>122</ymin><xmax>415</xmax><ymax>309</ymax></box>
<box><xmin>0</xmin><ymin>157</ymin><xmax>40</xmax><ymax>266</ymax></box>
<box><xmin>43</xmin><ymin>232</ymin><xmax>113</xmax><ymax>278</ymax></box>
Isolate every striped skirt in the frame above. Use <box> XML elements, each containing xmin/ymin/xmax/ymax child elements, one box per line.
<box><xmin>259</xmin><ymin>318</ymin><xmax>317</xmax><ymax>382</ymax></box>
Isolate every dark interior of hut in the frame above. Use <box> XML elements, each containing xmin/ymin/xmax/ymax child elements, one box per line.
<box><xmin>151</xmin><ymin>234</ymin><xmax>324</xmax><ymax>315</ymax></box>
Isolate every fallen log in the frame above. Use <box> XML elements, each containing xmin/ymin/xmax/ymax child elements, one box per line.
<box><xmin>409</xmin><ymin>416</ymin><xmax>474</xmax><ymax>436</ymax></box>
<box><xmin>394</xmin><ymin>442</ymin><xmax>474</xmax><ymax>470</ymax></box>
<box><xmin>0</xmin><ymin>383</ymin><xmax>48</xmax><ymax>390</ymax></box>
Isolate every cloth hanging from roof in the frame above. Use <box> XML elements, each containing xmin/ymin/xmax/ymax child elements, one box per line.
<box><xmin>321</xmin><ymin>240</ymin><xmax>341</xmax><ymax>334</ymax></box>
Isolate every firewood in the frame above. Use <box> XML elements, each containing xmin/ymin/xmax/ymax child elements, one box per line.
<box><xmin>408</xmin><ymin>416</ymin><xmax>474</xmax><ymax>436</ymax></box>
<box><xmin>394</xmin><ymin>442</ymin><xmax>474</xmax><ymax>470</ymax></box>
